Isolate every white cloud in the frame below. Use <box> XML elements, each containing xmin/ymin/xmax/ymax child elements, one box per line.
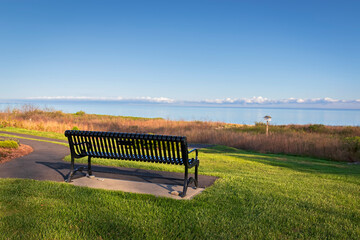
<box><xmin>27</xmin><ymin>96</ymin><xmax>175</xmax><ymax>103</ymax></box>
<box><xmin>134</xmin><ymin>97</ymin><xmax>175</xmax><ymax>103</ymax></box>
<box><xmin>323</xmin><ymin>97</ymin><xmax>338</xmax><ymax>103</ymax></box>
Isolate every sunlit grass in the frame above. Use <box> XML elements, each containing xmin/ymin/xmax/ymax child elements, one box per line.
<box><xmin>1</xmin><ymin>145</ymin><xmax>360</xmax><ymax>239</ymax></box>
<box><xmin>0</xmin><ymin>127</ymin><xmax>67</xmax><ymax>141</ymax></box>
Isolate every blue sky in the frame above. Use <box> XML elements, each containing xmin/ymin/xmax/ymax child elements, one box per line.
<box><xmin>0</xmin><ymin>0</ymin><xmax>359</xmax><ymax>107</ymax></box>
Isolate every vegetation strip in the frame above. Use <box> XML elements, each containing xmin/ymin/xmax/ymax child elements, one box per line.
<box><xmin>1</xmin><ymin>107</ymin><xmax>360</xmax><ymax>161</ymax></box>
<box><xmin>0</xmin><ymin>127</ymin><xmax>67</xmax><ymax>141</ymax></box>
<box><xmin>0</xmin><ymin>133</ymin><xmax>68</xmax><ymax>147</ymax></box>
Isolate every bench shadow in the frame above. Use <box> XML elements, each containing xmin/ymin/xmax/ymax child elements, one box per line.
<box><xmin>36</xmin><ymin>161</ymin><xmax>69</xmax><ymax>180</ymax></box>
<box><xmin>36</xmin><ymin>161</ymin><xmax>216</xmax><ymax>194</ymax></box>
<box><xmin>37</xmin><ymin>161</ymin><xmax>184</xmax><ymax>184</ymax></box>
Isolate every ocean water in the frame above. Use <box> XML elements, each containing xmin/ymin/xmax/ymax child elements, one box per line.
<box><xmin>0</xmin><ymin>100</ymin><xmax>360</xmax><ymax>126</ymax></box>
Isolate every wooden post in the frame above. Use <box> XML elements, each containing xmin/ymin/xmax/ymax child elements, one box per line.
<box><xmin>264</xmin><ymin>115</ymin><xmax>271</xmax><ymax>136</ymax></box>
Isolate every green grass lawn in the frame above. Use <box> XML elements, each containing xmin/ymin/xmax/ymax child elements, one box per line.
<box><xmin>1</xmin><ymin>144</ymin><xmax>360</xmax><ymax>239</ymax></box>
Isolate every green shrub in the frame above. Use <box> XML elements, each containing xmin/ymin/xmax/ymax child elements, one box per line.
<box><xmin>305</xmin><ymin>124</ymin><xmax>326</xmax><ymax>133</ymax></box>
<box><xmin>72</xmin><ymin>126</ymin><xmax>80</xmax><ymax>131</ymax></box>
<box><xmin>75</xmin><ymin>111</ymin><xmax>86</xmax><ymax>116</ymax></box>
<box><xmin>6</xmin><ymin>138</ymin><xmax>20</xmax><ymax>146</ymax></box>
<box><xmin>0</xmin><ymin>140</ymin><xmax>19</xmax><ymax>149</ymax></box>
<box><xmin>343</xmin><ymin>136</ymin><xmax>360</xmax><ymax>154</ymax></box>
<box><xmin>48</xmin><ymin>110</ymin><xmax>65</xmax><ymax>118</ymax></box>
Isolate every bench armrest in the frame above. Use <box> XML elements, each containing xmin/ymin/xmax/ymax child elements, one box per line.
<box><xmin>188</xmin><ymin>148</ymin><xmax>198</xmax><ymax>158</ymax></box>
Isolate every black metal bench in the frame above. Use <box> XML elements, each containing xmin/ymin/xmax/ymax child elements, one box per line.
<box><xmin>64</xmin><ymin>130</ymin><xmax>199</xmax><ymax>197</ymax></box>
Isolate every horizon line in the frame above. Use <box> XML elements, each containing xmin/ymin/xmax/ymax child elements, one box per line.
<box><xmin>1</xmin><ymin>96</ymin><xmax>360</xmax><ymax>110</ymax></box>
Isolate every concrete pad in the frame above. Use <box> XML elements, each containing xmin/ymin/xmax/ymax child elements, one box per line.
<box><xmin>70</xmin><ymin>176</ymin><xmax>205</xmax><ymax>200</ymax></box>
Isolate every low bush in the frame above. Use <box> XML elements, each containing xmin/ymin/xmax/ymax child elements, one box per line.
<box><xmin>72</xmin><ymin>126</ymin><xmax>80</xmax><ymax>131</ymax></box>
<box><xmin>343</xmin><ymin>136</ymin><xmax>360</xmax><ymax>160</ymax></box>
<box><xmin>305</xmin><ymin>124</ymin><xmax>327</xmax><ymax>133</ymax></box>
<box><xmin>0</xmin><ymin>140</ymin><xmax>19</xmax><ymax>149</ymax></box>
<box><xmin>75</xmin><ymin>111</ymin><xmax>86</xmax><ymax>116</ymax></box>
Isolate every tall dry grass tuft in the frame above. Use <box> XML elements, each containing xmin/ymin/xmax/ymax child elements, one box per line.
<box><xmin>0</xmin><ymin>107</ymin><xmax>359</xmax><ymax>162</ymax></box>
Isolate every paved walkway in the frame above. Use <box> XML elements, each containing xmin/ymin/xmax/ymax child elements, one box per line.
<box><xmin>0</xmin><ymin>131</ymin><xmax>217</xmax><ymax>198</ymax></box>
<box><xmin>0</xmin><ymin>132</ymin><xmax>69</xmax><ymax>181</ymax></box>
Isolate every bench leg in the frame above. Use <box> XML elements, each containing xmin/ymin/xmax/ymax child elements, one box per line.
<box><xmin>180</xmin><ymin>165</ymin><xmax>189</xmax><ymax>197</ymax></box>
<box><xmin>194</xmin><ymin>163</ymin><xmax>199</xmax><ymax>188</ymax></box>
<box><xmin>66</xmin><ymin>156</ymin><xmax>75</xmax><ymax>182</ymax></box>
<box><xmin>180</xmin><ymin>162</ymin><xmax>200</xmax><ymax>197</ymax></box>
<box><xmin>87</xmin><ymin>156</ymin><xmax>93</xmax><ymax>176</ymax></box>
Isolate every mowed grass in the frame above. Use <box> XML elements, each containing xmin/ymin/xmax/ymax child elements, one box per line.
<box><xmin>1</xmin><ymin>145</ymin><xmax>360</xmax><ymax>239</ymax></box>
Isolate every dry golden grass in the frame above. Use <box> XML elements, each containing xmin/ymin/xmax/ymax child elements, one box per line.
<box><xmin>1</xmin><ymin>105</ymin><xmax>359</xmax><ymax>162</ymax></box>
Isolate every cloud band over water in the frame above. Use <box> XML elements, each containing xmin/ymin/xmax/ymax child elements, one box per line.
<box><xmin>24</xmin><ymin>96</ymin><xmax>360</xmax><ymax>109</ymax></box>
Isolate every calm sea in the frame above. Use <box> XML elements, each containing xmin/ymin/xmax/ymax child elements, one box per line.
<box><xmin>1</xmin><ymin>100</ymin><xmax>360</xmax><ymax>126</ymax></box>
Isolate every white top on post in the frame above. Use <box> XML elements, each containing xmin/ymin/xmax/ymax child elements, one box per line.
<box><xmin>264</xmin><ymin>115</ymin><xmax>272</xmax><ymax>122</ymax></box>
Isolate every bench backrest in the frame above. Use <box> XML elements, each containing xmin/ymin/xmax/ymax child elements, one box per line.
<box><xmin>65</xmin><ymin>130</ymin><xmax>189</xmax><ymax>165</ymax></box>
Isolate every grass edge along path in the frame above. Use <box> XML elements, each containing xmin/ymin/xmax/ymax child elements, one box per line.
<box><xmin>0</xmin><ymin>145</ymin><xmax>360</xmax><ymax>239</ymax></box>
<box><xmin>0</xmin><ymin>127</ymin><xmax>67</xmax><ymax>141</ymax></box>
<box><xmin>0</xmin><ymin>133</ymin><xmax>68</xmax><ymax>147</ymax></box>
